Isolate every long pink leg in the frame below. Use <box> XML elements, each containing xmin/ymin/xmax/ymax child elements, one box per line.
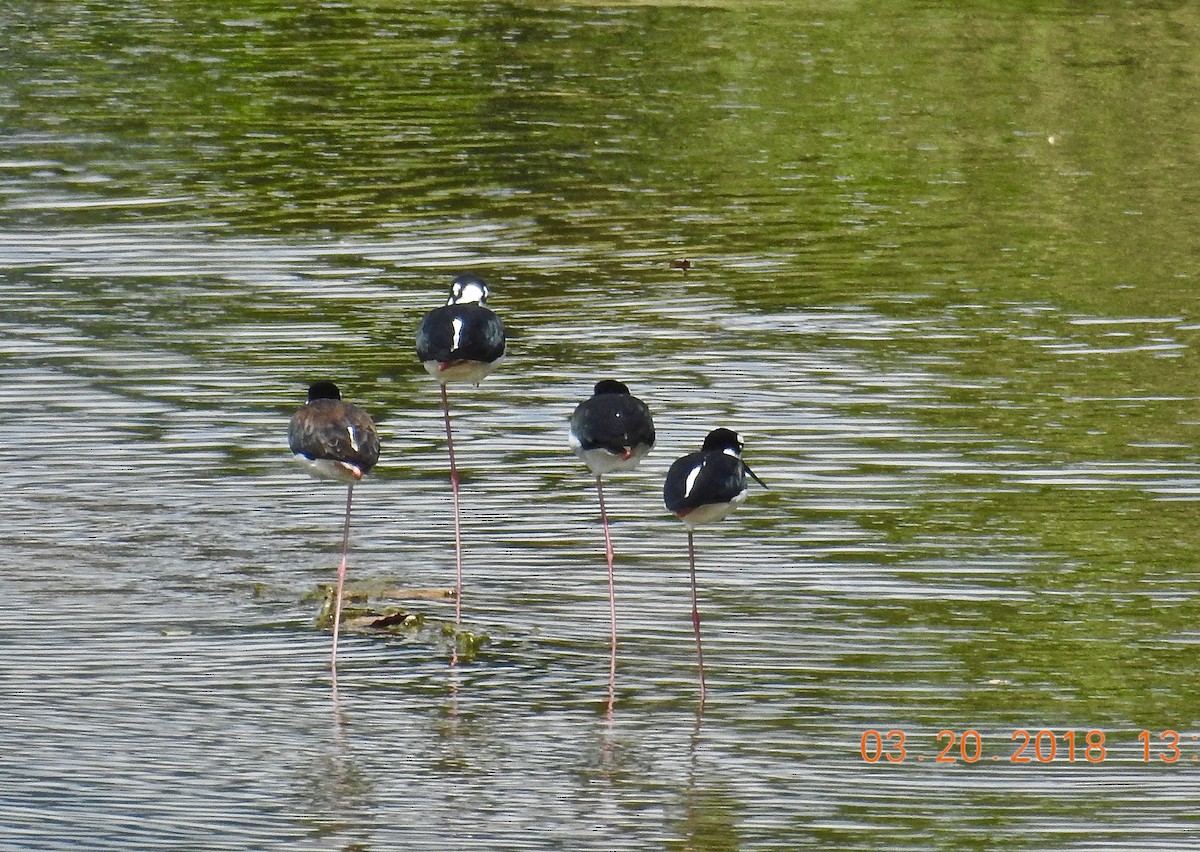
<box><xmin>331</xmin><ymin>483</ymin><xmax>354</xmax><ymax>671</ymax></box>
<box><xmin>441</xmin><ymin>382</ymin><xmax>464</xmax><ymax>628</ymax></box>
<box><xmin>688</xmin><ymin>531</ymin><xmax>706</xmax><ymax>708</ymax></box>
<box><xmin>595</xmin><ymin>475</ymin><xmax>618</xmax><ymax>707</ymax></box>
<box><xmin>595</xmin><ymin>475</ymin><xmax>618</xmax><ymax>655</ymax></box>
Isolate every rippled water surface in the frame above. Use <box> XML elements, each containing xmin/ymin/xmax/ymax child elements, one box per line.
<box><xmin>5</xmin><ymin>2</ymin><xmax>1200</xmax><ymax>849</ymax></box>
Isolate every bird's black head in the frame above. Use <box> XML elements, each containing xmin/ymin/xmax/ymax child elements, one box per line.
<box><xmin>700</xmin><ymin>427</ymin><xmax>743</xmax><ymax>454</ymax></box>
<box><xmin>447</xmin><ymin>272</ymin><xmax>490</xmax><ymax>306</ymax></box>
<box><xmin>702</xmin><ymin>427</ymin><xmax>768</xmax><ymax>489</ymax></box>
<box><xmin>593</xmin><ymin>379</ymin><xmax>631</xmax><ymax>396</ymax></box>
<box><xmin>307</xmin><ymin>381</ymin><xmax>342</xmax><ymax>402</ymax></box>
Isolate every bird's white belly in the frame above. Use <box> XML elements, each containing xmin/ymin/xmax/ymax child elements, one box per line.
<box><xmin>423</xmin><ymin>358</ymin><xmax>503</xmax><ymax>385</ymax></box>
<box><xmin>294</xmin><ymin>454</ymin><xmax>361</xmax><ymax>483</ymax></box>
<box><xmin>678</xmin><ymin>489</ymin><xmax>748</xmax><ymax>529</ymax></box>
<box><xmin>572</xmin><ymin>442</ymin><xmax>651</xmax><ymax>475</ymax></box>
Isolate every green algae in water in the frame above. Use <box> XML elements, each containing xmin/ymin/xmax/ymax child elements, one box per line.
<box><xmin>310</xmin><ymin>583</ymin><xmax>425</xmax><ymax>634</ymax></box>
<box><xmin>306</xmin><ymin>583</ymin><xmax>488</xmax><ymax>660</ymax></box>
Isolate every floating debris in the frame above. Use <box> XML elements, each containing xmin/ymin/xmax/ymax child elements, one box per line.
<box><xmin>374</xmin><ymin>585</ymin><xmax>456</xmax><ymax>602</ymax></box>
<box><xmin>306</xmin><ymin>582</ymin><xmax>487</xmax><ymax>658</ymax></box>
<box><xmin>312</xmin><ymin>582</ymin><xmax>424</xmax><ymax>634</ymax></box>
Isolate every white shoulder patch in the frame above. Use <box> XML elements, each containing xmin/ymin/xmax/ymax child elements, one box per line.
<box><xmin>451</xmin><ymin>316</ymin><xmax>465</xmax><ymax>352</ymax></box>
<box><xmin>683</xmin><ymin>462</ymin><xmax>703</xmax><ymax>499</ymax></box>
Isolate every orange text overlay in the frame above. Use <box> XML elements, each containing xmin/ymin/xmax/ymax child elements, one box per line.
<box><xmin>859</xmin><ymin>729</ymin><xmax>1197</xmax><ymax>764</ymax></box>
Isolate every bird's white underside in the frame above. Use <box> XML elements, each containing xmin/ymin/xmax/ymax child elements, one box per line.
<box><xmin>569</xmin><ymin>434</ymin><xmax>651</xmax><ymax>475</ymax></box>
<box><xmin>422</xmin><ymin>358</ymin><xmax>503</xmax><ymax>385</ymax></box>
<box><xmin>294</xmin><ymin>454</ymin><xmax>363</xmax><ymax>483</ymax></box>
<box><xmin>677</xmin><ymin>489</ymin><xmax>748</xmax><ymax>530</ymax></box>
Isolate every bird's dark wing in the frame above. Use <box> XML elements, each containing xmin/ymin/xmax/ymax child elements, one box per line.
<box><xmin>416</xmin><ymin>305</ymin><xmax>454</xmax><ymax>363</ymax></box>
<box><xmin>288</xmin><ymin>400</ymin><xmax>380</xmax><ymax>474</ymax></box>
<box><xmin>458</xmin><ymin>304</ymin><xmax>505</xmax><ymax>362</ymax></box>
<box><xmin>664</xmin><ymin>451</ymin><xmax>745</xmax><ymax>513</ymax></box>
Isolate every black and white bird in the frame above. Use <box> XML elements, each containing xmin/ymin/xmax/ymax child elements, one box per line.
<box><xmin>663</xmin><ymin>428</ymin><xmax>766</xmax><ymax>706</ymax></box>
<box><xmin>415</xmin><ymin>272</ymin><xmax>506</xmax><ymax>627</ymax></box>
<box><xmin>568</xmin><ymin>380</ymin><xmax>656</xmax><ymax>692</ymax></box>
<box><xmin>288</xmin><ymin>380</ymin><xmax>380</xmax><ymax>671</ymax></box>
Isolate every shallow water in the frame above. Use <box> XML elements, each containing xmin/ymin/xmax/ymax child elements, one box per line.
<box><xmin>4</xmin><ymin>1</ymin><xmax>1200</xmax><ymax>849</ymax></box>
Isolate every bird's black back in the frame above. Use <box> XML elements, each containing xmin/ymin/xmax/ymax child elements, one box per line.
<box><xmin>570</xmin><ymin>393</ymin><xmax>655</xmax><ymax>455</ymax></box>
<box><xmin>415</xmin><ymin>303</ymin><xmax>506</xmax><ymax>364</ymax></box>
<box><xmin>288</xmin><ymin>399</ymin><xmax>380</xmax><ymax>474</ymax></box>
<box><xmin>664</xmin><ymin>450</ymin><xmax>746</xmax><ymax>513</ymax></box>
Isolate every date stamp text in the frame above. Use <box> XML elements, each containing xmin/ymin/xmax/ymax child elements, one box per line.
<box><xmin>859</xmin><ymin>729</ymin><xmax>1197</xmax><ymax>764</ymax></box>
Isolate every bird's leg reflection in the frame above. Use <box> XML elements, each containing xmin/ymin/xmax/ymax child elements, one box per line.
<box><xmin>606</xmin><ymin>637</ymin><xmax>616</xmax><ymax>720</ymax></box>
<box><xmin>302</xmin><ymin>670</ymin><xmax>372</xmax><ymax>839</ymax></box>
<box><xmin>331</xmin><ymin>666</ymin><xmax>346</xmax><ymax>734</ymax></box>
<box><xmin>674</xmin><ymin>716</ymin><xmax>740</xmax><ymax>850</ymax></box>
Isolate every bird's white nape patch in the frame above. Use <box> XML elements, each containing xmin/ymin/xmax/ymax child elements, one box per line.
<box><xmin>683</xmin><ymin>463</ymin><xmax>703</xmax><ymax>498</ymax></box>
<box><xmin>450</xmin><ymin>316</ymin><xmax>465</xmax><ymax>352</ymax></box>
<box><xmin>457</xmin><ymin>281</ymin><xmax>487</xmax><ymax>304</ymax></box>
<box><xmin>449</xmin><ymin>280</ymin><xmax>487</xmax><ymax>305</ymax></box>
<box><xmin>722</xmin><ymin>446</ymin><xmax>740</xmax><ymax>458</ymax></box>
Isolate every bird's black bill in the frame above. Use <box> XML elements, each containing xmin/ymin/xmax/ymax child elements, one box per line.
<box><xmin>744</xmin><ymin>461</ymin><xmax>768</xmax><ymax>489</ymax></box>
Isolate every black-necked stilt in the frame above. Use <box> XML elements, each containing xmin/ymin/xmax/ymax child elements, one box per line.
<box><xmin>568</xmin><ymin>380</ymin><xmax>656</xmax><ymax>689</ymax></box>
<box><xmin>415</xmin><ymin>273</ymin><xmax>506</xmax><ymax>627</ymax></box>
<box><xmin>288</xmin><ymin>380</ymin><xmax>380</xmax><ymax>671</ymax></box>
<box><xmin>663</xmin><ymin>428</ymin><xmax>766</xmax><ymax>706</ymax></box>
